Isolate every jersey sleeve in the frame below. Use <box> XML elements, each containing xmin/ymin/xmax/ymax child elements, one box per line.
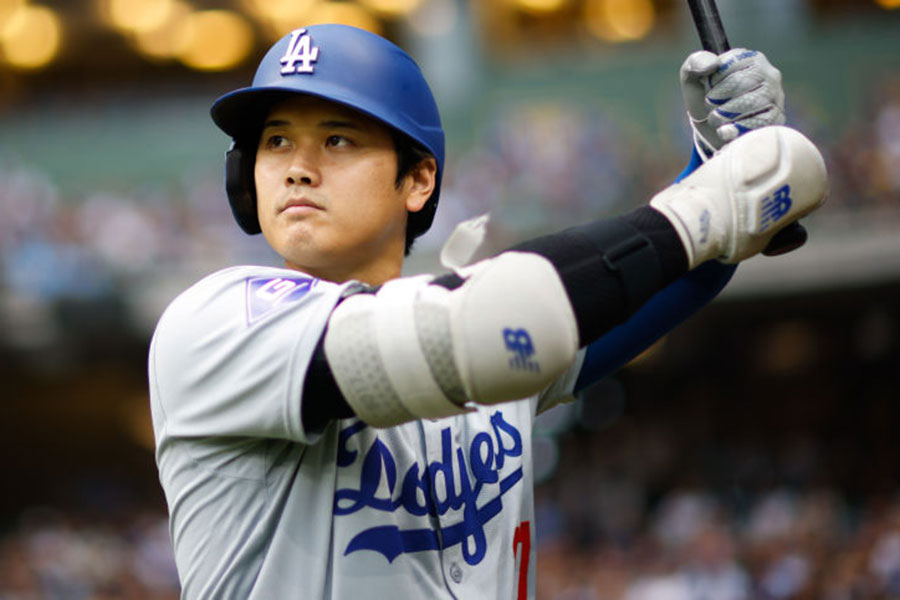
<box><xmin>149</xmin><ymin>266</ymin><xmax>349</xmax><ymax>445</ymax></box>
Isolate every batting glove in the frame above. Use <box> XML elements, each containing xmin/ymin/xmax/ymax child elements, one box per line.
<box><xmin>681</xmin><ymin>48</ymin><xmax>786</xmax><ymax>158</ymax></box>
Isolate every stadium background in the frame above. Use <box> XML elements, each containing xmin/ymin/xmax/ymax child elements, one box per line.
<box><xmin>1</xmin><ymin>0</ymin><xmax>899</xmax><ymax>597</ymax></box>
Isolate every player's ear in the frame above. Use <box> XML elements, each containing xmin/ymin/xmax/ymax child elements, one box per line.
<box><xmin>404</xmin><ymin>157</ymin><xmax>437</xmax><ymax>214</ymax></box>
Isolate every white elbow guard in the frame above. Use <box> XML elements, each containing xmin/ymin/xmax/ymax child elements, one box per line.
<box><xmin>323</xmin><ymin>252</ymin><xmax>579</xmax><ymax>427</ymax></box>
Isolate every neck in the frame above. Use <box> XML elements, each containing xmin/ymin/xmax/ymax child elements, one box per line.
<box><xmin>285</xmin><ymin>254</ymin><xmax>404</xmax><ymax>286</ymax></box>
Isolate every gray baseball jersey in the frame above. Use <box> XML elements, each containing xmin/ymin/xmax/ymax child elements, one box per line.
<box><xmin>149</xmin><ymin>265</ymin><xmax>582</xmax><ymax>599</ymax></box>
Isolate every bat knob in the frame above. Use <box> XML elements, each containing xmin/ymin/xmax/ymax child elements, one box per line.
<box><xmin>762</xmin><ymin>222</ymin><xmax>807</xmax><ymax>256</ymax></box>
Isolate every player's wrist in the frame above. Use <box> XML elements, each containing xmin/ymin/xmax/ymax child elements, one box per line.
<box><xmin>649</xmin><ymin>185</ymin><xmax>725</xmax><ymax>268</ymax></box>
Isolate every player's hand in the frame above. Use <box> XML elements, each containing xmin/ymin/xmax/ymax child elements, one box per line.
<box><xmin>680</xmin><ymin>48</ymin><xmax>785</xmax><ymax>157</ymax></box>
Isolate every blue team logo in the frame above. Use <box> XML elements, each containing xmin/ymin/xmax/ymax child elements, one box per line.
<box><xmin>245</xmin><ymin>276</ymin><xmax>315</xmax><ymax>325</ymax></box>
<box><xmin>504</xmin><ymin>328</ymin><xmax>540</xmax><ymax>373</ymax></box>
<box><xmin>760</xmin><ymin>185</ymin><xmax>793</xmax><ymax>232</ymax></box>
<box><xmin>334</xmin><ymin>411</ymin><xmax>524</xmax><ymax>566</ymax></box>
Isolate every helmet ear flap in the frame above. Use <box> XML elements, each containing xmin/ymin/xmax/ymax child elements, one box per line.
<box><xmin>225</xmin><ymin>142</ymin><xmax>262</xmax><ymax>234</ymax></box>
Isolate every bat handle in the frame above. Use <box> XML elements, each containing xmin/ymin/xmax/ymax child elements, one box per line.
<box><xmin>762</xmin><ymin>222</ymin><xmax>808</xmax><ymax>256</ymax></box>
<box><xmin>687</xmin><ymin>0</ymin><xmax>731</xmax><ymax>53</ymax></box>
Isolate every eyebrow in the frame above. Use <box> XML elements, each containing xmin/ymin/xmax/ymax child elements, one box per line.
<box><xmin>261</xmin><ymin>118</ymin><xmax>363</xmax><ymax>131</ymax></box>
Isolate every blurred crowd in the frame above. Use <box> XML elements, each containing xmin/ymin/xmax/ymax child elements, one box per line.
<box><xmin>535</xmin><ymin>482</ymin><xmax>900</xmax><ymax>600</ymax></box>
<box><xmin>826</xmin><ymin>77</ymin><xmax>900</xmax><ymax>213</ymax></box>
<box><xmin>0</xmin><ymin>160</ymin><xmax>273</xmax><ymax>306</ymax></box>
<box><xmin>530</xmin><ymin>405</ymin><xmax>900</xmax><ymax>600</ymax></box>
<box><xmin>0</xmin><ymin>505</ymin><xmax>179</xmax><ymax>600</ymax></box>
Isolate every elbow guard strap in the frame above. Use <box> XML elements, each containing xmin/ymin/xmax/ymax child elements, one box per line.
<box><xmin>323</xmin><ymin>252</ymin><xmax>579</xmax><ymax>427</ymax></box>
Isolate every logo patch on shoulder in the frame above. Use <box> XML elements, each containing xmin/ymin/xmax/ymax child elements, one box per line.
<box><xmin>245</xmin><ymin>276</ymin><xmax>315</xmax><ymax>326</ymax></box>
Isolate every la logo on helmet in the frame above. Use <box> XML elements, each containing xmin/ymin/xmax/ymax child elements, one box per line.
<box><xmin>280</xmin><ymin>28</ymin><xmax>319</xmax><ymax>75</ymax></box>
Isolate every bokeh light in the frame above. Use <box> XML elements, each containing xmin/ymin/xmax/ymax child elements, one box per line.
<box><xmin>132</xmin><ymin>0</ymin><xmax>192</xmax><ymax>60</ymax></box>
<box><xmin>176</xmin><ymin>10</ymin><xmax>254</xmax><ymax>71</ymax></box>
<box><xmin>875</xmin><ymin>0</ymin><xmax>900</xmax><ymax>9</ymax></box>
<box><xmin>0</xmin><ymin>3</ymin><xmax>62</xmax><ymax>70</ymax></box>
<box><xmin>583</xmin><ymin>0</ymin><xmax>655</xmax><ymax>42</ymax></box>
<box><xmin>358</xmin><ymin>0</ymin><xmax>423</xmax><ymax>18</ymax></box>
<box><xmin>513</xmin><ymin>0</ymin><xmax>566</xmax><ymax>15</ymax></box>
<box><xmin>100</xmin><ymin>0</ymin><xmax>178</xmax><ymax>34</ymax></box>
<box><xmin>0</xmin><ymin>0</ymin><xmax>25</xmax><ymax>28</ymax></box>
<box><xmin>303</xmin><ymin>2</ymin><xmax>381</xmax><ymax>33</ymax></box>
<box><xmin>242</xmin><ymin>0</ymin><xmax>317</xmax><ymax>27</ymax></box>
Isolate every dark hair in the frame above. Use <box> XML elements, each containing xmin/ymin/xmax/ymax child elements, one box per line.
<box><xmin>391</xmin><ymin>130</ymin><xmax>437</xmax><ymax>256</ymax></box>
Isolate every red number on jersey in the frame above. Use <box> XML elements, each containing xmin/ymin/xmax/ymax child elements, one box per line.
<box><xmin>513</xmin><ymin>520</ymin><xmax>531</xmax><ymax>600</ymax></box>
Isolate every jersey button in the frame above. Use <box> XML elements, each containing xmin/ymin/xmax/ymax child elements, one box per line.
<box><xmin>449</xmin><ymin>561</ymin><xmax>463</xmax><ymax>583</ymax></box>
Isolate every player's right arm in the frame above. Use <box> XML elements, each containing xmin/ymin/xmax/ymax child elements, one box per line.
<box><xmin>306</xmin><ymin>126</ymin><xmax>827</xmax><ymax>431</ymax></box>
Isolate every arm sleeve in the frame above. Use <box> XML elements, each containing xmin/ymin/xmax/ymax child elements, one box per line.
<box><xmin>573</xmin><ymin>146</ymin><xmax>737</xmax><ymax>393</ymax></box>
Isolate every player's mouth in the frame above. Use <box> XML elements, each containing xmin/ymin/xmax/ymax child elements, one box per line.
<box><xmin>281</xmin><ymin>197</ymin><xmax>324</xmax><ymax>215</ymax></box>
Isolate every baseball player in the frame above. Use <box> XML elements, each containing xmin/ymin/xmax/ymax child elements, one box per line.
<box><xmin>148</xmin><ymin>24</ymin><xmax>826</xmax><ymax>599</ymax></box>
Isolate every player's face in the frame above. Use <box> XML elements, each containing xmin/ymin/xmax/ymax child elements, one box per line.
<box><xmin>254</xmin><ymin>95</ymin><xmax>435</xmax><ymax>285</ymax></box>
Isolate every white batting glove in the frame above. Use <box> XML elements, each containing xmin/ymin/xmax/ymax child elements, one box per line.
<box><xmin>681</xmin><ymin>48</ymin><xmax>786</xmax><ymax>158</ymax></box>
<box><xmin>650</xmin><ymin>126</ymin><xmax>826</xmax><ymax>268</ymax></box>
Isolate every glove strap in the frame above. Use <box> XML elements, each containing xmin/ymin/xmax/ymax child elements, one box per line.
<box><xmin>688</xmin><ymin>113</ymin><xmax>717</xmax><ymax>162</ymax></box>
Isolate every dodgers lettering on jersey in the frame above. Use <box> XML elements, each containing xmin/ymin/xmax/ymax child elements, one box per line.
<box><xmin>334</xmin><ymin>411</ymin><xmax>523</xmax><ymax>566</ymax></box>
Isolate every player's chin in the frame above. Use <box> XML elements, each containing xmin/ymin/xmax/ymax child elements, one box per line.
<box><xmin>287</xmin><ymin>233</ymin><xmax>351</xmax><ymax>268</ymax></box>
<box><xmin>266</xmin><ymin>211</ymin><xmax>322</xmax><ymax>236</ymax></box>
<box><xmin>264</xmin><ymin>222</ymin><xmax>322</xmax><ymax>260</ymax></box>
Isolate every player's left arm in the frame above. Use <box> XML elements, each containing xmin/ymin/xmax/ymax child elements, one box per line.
<box><xmin>568</xmin><ymin>47</ymin><xmax>785</xmax><ymax>395</ymax></box>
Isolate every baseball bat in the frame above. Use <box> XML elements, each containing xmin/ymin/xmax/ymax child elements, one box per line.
<box><xmin>686</xmin><ymin>0</ymin><xmax>808</xmax><ymax>256</ymax></box>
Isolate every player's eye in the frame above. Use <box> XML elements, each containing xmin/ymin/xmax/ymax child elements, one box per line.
<box><xmin>262</xmin><ymin>134</ymin><xmax>290</xmax><ymax>150</ymax></box>
<box><xmin>325</xmin><ymin>134</ymin><xmax>352</xmax><ymax>148</ymax></box>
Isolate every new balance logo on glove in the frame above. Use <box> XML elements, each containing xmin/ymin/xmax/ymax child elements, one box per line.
<box><xmin>760</xmin><ymin>185</ymin><xmax>793</xmax><ymax>232</ymax></box>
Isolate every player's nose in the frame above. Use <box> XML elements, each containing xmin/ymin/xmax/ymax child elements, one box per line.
<box><xmin>285</xmin><ymin>147</ymin><xmax>321</xmax><ymax>187</ymax></box>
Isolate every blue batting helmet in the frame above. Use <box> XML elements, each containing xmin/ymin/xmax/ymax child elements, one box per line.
<box><xmin>210</xmin><ymin>24</ymin><xmax>445</xmax><ymax>239</ymax></box>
